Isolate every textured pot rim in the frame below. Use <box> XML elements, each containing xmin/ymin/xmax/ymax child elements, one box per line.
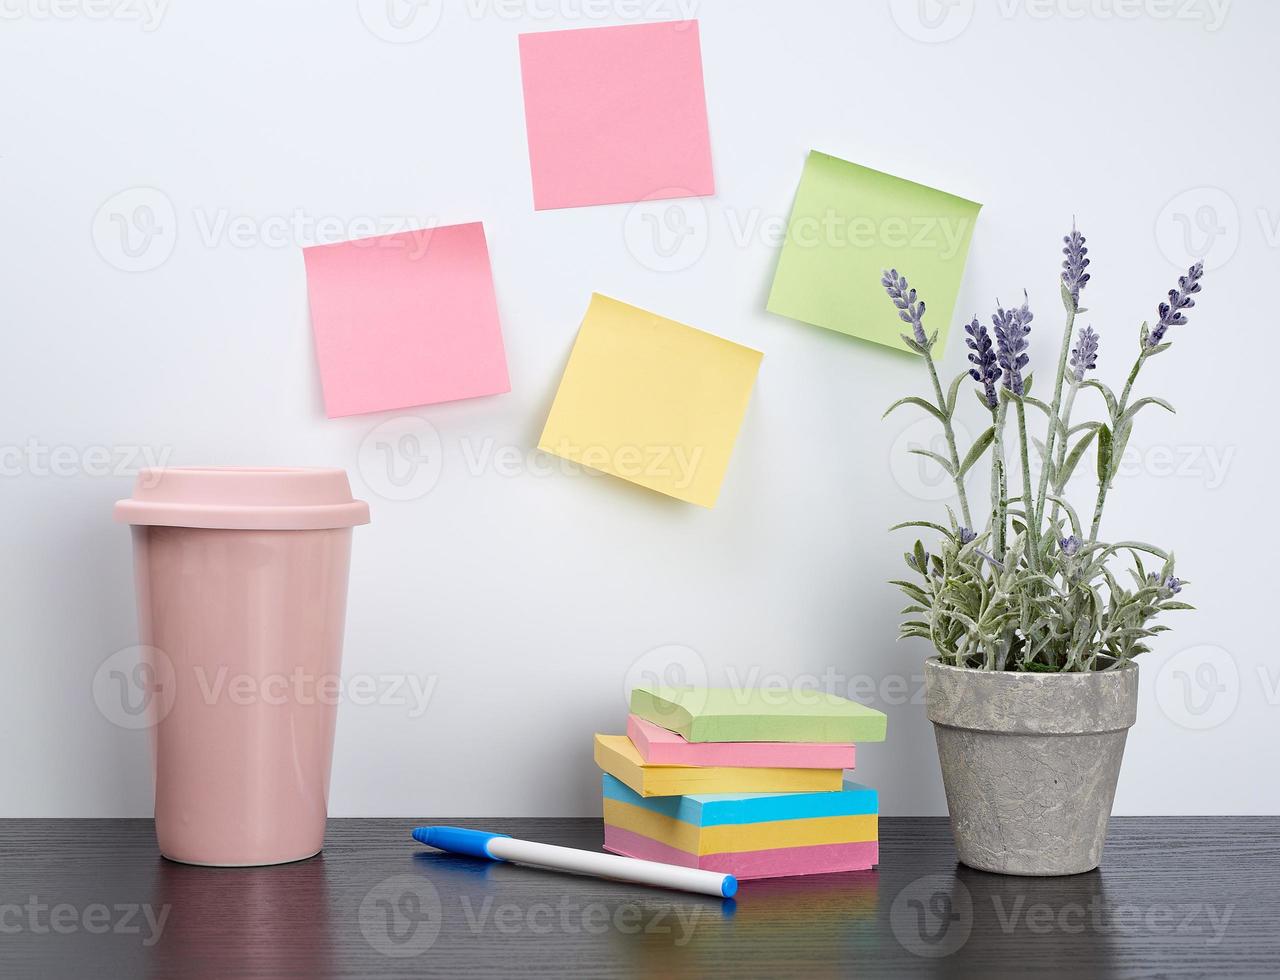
<box><xmin>924</xmin><ymin>656</ymin><xmax>1139</xmax><ymax>734</ymax></box>
<box><xmin>925</xmin><ymin>655</ymin><xmax>1137</xmax><ymax>678</ymax></box>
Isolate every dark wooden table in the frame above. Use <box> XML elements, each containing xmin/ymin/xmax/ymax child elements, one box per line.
<box><xmin>2</xmin><ymin>817</ymin><xmax>1277</xmax><ymax>978</ymax></box>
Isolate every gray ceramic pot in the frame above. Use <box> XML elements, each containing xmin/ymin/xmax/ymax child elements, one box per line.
<box><xmin>924</xmin><ymin>657</ymin><xmax>1138</xmax><ymax>876</ymax></box>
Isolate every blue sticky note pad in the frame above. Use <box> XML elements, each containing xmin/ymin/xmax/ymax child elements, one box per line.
<box><xmin>601</xmin><ymin>773</ymin><xmax>877</xmax><ymax>826</ymax></box>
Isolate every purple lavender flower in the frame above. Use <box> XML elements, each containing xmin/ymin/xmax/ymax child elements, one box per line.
<box><xmin>1061</xmin><ymin>224</ymin><xmax>1091</xmax><ymax>306</ymax></box>
<box><xmin>1059</xmin><ymin>535</ymin><xmax>1082</xmax><ymax>557</ymax></box>
<box><xmin>964</xmin><ymin>317</ymin><xmax>1001</xmax><ymax>409</ymax></box>
<box><xmin>1147</xmin><ymin>262</ymin><xmax>1204</xmax><ymax>347</ymax></box>
<box><xmin>1147</xmin><ymin>573</ymin><xmax>1184</xmax><ymax>595</ymax></box>
<box><xmin>881</xmin><ymin>269</ymin><xmax>927</xmax><ymax>347</ymax></box>
<box><xmin>1070</xmin><ymin>325</ymin><xmax>1099</xmax><ymax>381</ymax></box>
<box><xmin>975</xmin><ymin>548</ymin><xmax>1004</xmax><ymax>572</ymax></box>
<box><xmin>993</xmin><ymin>294</ymin><xmax>1033</xmax><ymax>396</ymax></box>
<box><xmin>958</xmin><ymin>527</ymin><xmax>977</xmax><ymax>545</ymax></box>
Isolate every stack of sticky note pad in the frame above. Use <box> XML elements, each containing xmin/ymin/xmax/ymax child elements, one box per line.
<box><xmin>595</xmin><ymin>686</ymin><xmax>887</xmax><ymax>880</ymax></box>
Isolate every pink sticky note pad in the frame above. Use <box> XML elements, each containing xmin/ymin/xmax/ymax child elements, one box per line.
<box><xmin>605</xmin><ymin>827</ymin><xmax>879</xmax><ymax>880</ymax></box>
<box><xmin>627</xmin><ymin>714</ymin><xmax>856</xmax><ymax>770</ymax></box>
<box><xmin>303</xmin><ymin>222</ymin><xmax>510</xmax><ymax>418</ymax></box>
<box><xmin>518</xmin><ymin>20</ymin><xmax>714</xmax><ymax>210</ymax></box>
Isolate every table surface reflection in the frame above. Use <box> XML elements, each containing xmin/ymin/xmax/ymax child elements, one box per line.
<box><xmin>2</xmin><ymin>817</ymin><xmax>1276</xmax><ymax>978</ymax></box>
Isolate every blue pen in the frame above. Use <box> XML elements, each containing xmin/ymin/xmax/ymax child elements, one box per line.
<box><xmin>412</xmin><ymin>826</ymin><xmax>737</xmax><ymax>898</ymax></box>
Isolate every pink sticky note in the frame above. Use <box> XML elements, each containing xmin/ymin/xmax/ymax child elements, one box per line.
<box><xmin>303</xmin><ymin>222</ymin><xmax>510</xmax><ymax>418</ymax></box>
<box><xmin>605</xmin><ymin>827</ymin><xmax>880</xmax><ymax>880</ymax></box>
<box><xmin>518</xmin><ymin>20</ymin><xmax>714</xmax><ymax>210</ymax></box>
<box><xmin>626</xmin><ymin>715</ymin><xmax>857</xmax><ymax>770</ymax></box>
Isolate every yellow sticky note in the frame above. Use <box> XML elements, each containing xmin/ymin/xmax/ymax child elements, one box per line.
<box><xmin>538</xmin><ymin>294</ymin><xmax>762</xmax><ymax>507</ymax></box>
<box><xmin>593</xmin><ymin>734</ymin><xmax>842</xmax><ymax>797</ymax></box>
<box><xmin>603</xmin><ymin>798</ymin><xmax>877</xmax><ymax>855</ymax></box>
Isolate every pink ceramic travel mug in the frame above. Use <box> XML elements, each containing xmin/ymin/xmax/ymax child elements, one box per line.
<box><xmin>115</xmin><ymin>467</ymin><xmax>370</xmax><ymax>866</ymax></box>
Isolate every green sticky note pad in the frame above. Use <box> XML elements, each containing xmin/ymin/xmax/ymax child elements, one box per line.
<box><xmin>630</xmin><ymin>686</ymin><xmax>887</xmax><ymax>744</ymax></box>
<box><xmin>767</xmin><ymin>151</ymin><xmax>981</xmax><ymax>354</ymax></box>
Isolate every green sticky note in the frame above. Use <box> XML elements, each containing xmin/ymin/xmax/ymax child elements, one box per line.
<box><xmin>630</xmin><ymin>686</ymin><xmax>888</xmax><ymax>744</ymax></box>
<box><xmin>767</xmin><ymin>151</ymin><xmax>981</xmax><ymax>354</ymax></box>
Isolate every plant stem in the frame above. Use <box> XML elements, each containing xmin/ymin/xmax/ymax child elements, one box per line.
<box><xmin>1014</xmin><ymin>398</ymin><xmax>1040</xmax><ymax>571</ymax></box>
<box><xmin>1035</xmin><ymin>309</ymin><xmax>1075</xmax><ymax>529</ymax></box>
<box><xmin>990</xmin><ymin>401</ymin><xmax>1009</xmax><ymax>561</ymax></box>
<box><xmin>1047</xmin><ymin>381</ymin><xmax>1079</xmax><ymax>531</ymax></box>
<box><xmin>1089</xmin><ymin>350</ymin><xmax>1146</xmax><ymax>540</ymax></box>
<box><xmin>923</xmin><ymin>348</ymin><xmax>974</xmax><ymax>529</ymax></box>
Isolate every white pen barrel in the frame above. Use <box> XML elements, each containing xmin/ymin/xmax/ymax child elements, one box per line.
<box><xmin>485</xmin><ymin>837</ymin><xmax>733</xmax><ymax>898</ymax></box>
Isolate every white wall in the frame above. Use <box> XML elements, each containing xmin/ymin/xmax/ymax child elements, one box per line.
<box><xmin>1</xmin><ymin>0</ymin><xmax>1273</xmax><ymax>817</ymax></box>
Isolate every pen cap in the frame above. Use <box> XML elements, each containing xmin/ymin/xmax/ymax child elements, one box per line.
<box><xmin>412</xmin><ymin>826</ymin><xmax>511</xmax><ymax>859</ymax></box>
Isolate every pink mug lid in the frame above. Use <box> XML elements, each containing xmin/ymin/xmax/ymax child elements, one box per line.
<box><xmin>114</xmin><ymin>466</ymin><xmax>371</xmax><ymax>530</ymax></box>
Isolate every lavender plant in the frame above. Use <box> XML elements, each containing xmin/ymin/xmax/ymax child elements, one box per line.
<box><xmin>884</xmin><ymin>226</ymin><xmax>1201</xmax><ymax>671</ymax></box>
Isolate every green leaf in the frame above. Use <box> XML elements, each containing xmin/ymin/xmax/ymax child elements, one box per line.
<box><xmin>908</xmin><ymin>448</ymin><xmax>956</xmax><ymax>476</ymax></box>
<box><xmin>957</xmin><ymin>426</ymin><xmax>995</xmax><ymax>478</ymax></box>
<box><xmin>1055</xmin><ymin>428</ymin><xmax>1099</xmax><ymax>491</ymax></box>
<box><xmin>1118</xmin><ymin>396</ymin><xmax>1175</xmax><ymax>430</ymax></box>
<box><xmin>946</xmin><ymin>372</ymin><xmax>966</xmax><ymax>419</ymax></box>
<box><xmin>883</xmin><ymin>395</ymin><xmax>947</xmax><ymax>424</ymax></box>
<box><xmin>1096</xmin><ymin>424</ymin><xmax>1113</xmax><ymax>485</ymax></box>
<box><xmin>1046</xmin><ymin>493</ymin><xmax>1083</xmax><ymax>539</ymax></box>
<box><xmin>1080</xmin><ymin>380</ymin><xmax>1118</xmax><ymax>420</ymax></box>
<box><xmin>1112</xmin><ymin>541</ymin><xmax>1170</xmax><ymax>560</ymax></box>
<box><xmin>1024</xmin><ymin>396</ymin><xmax>1055</xmax><ymax>419</ymax></box>
<box><xmin>1081</xmin><ymin>540</ymin><xmax>1170</xmax><ymax>564</ymax></box>
<box><xmin>890</xmin><ymin>520</ymin><xmax>952</xmax><ymax>536</ymax></box>
<box><xmin>1132</xmin><ymin>553</ymin><xmax>1147</xmax><ymax>581</ymax></box>
<box><xmin>1060</xmin><ymin>280</ymin><xmax>1077</xmax><ymax>313</ymax></box>
<box><xmin>890</xmin><ymin>581</ymin><xmax>929</xmax><ymax>604</ymax></box>
<box><xmin>1111</xmin><ymin>421</ymin><xmax>1133</xmax><ymax>479</ymax></box>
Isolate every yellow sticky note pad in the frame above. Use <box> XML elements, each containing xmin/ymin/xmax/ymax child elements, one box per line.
<box><xmin>603</xmin><ymin>798</ymin><xmax>877</xmax><ymax>855</ymax></box>
<box><xmin>538</xmin><ymin>294</ymin><xmax>762</xmax><ymax>508</ymax></box>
